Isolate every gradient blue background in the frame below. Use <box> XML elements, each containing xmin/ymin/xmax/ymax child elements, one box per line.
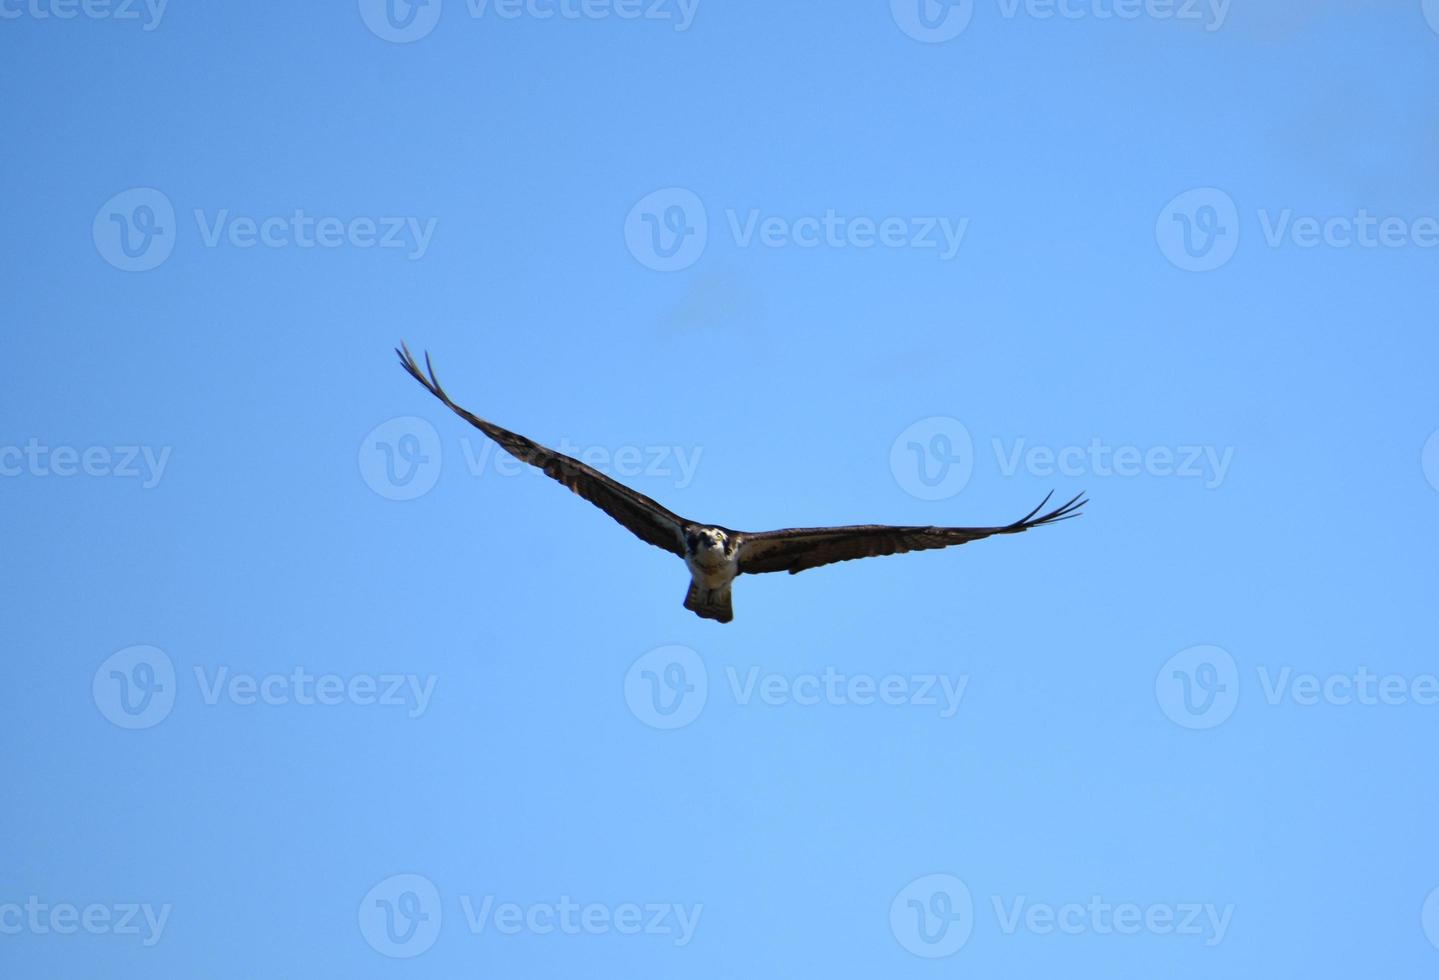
<box><xmin>4</xmin><ymin>0</ymin><xmax>1439</xmax><ymax>976</ymax></box>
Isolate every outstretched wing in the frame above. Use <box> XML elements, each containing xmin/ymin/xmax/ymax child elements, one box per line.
<box><xmin>735</xmin><ymin>492</ymin><xmax>1086</xmax><ymax>575</ymax></box>
<box><xmin>397</xmin><ymin>343</ymin><xmax>691</xmax><ymax>558</ymax></box>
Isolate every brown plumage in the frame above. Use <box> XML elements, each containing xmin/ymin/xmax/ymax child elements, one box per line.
<box><xmin>397</xmin><ymin>343</ymin><xmax>1085</xmax><ymax>623</ymax></box>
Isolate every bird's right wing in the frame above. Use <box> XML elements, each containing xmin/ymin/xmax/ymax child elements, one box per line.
<box><xmin>397</xmin><ymin>343</ymin><xmax>692</xmax><ymax>558</ymax></box>
<box><xmin>736</xmin><ymin>492</ymin><xmax>1086</xmax><ymax>575</ymax></box>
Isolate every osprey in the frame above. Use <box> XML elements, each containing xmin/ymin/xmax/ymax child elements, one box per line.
<box><xmin>397</xmin><ymin>344</ymin><xmax>1085</xmax><ymax>623</ymax></box>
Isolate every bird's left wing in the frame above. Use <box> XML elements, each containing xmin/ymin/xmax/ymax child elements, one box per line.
<box><xmin>396</xmin><ymin>343</ymin><xmax>690</xmax><ymax>558</ymax></box>
<box><xmin>736</xmin><ymin>492</ymin><xmax>1085</xmax><ymax>575</ymax></box>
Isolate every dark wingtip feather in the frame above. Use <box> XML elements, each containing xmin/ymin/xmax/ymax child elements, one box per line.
<box><xmin>1016</xmin><ymin>489</ymin><xmax>1055</xmax><ymax>525</ymax></box>
<box><xmin>1018</xmin><ymin>491</ymin><xmax>1087</xmax><ymax>529</ymax></box>
<box><xmin>395</xmin><ymin>342</ymin><xmax>449</xmax><ymax>403</ymax></box>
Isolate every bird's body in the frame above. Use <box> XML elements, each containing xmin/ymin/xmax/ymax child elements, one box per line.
<box><xmin>682</xmin><ymin>527</ymin><xmax>740</xmax><ymax>622</ymax></box>
<box><xmin>397</xmin><ymin>344</ymin><xmax>1085</xmax><ymax>624</ymax></box>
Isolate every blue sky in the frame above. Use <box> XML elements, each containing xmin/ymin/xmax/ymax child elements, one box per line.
<box><xmin>4</xmin><ymin>0</ymin><xmax>1439</xmax><ymax>976</ymax></box>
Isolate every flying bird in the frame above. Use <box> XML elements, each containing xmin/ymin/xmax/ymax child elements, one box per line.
<box><xmin>397</xmin><ymin>344</ymin><xmax>1085</xmax><ymax>623</ymax></box>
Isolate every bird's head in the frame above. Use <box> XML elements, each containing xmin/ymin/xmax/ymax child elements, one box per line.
<box><xmin>687</xmin><ymin>527</ymin><xmax>732</xmax><ymax>564</ymax></box>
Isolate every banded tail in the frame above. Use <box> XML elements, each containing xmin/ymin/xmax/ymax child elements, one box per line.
<box><xmin>684</xmin><ymin>581</ymin><xmax>734</xmax><ymax>624</ymax></box>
